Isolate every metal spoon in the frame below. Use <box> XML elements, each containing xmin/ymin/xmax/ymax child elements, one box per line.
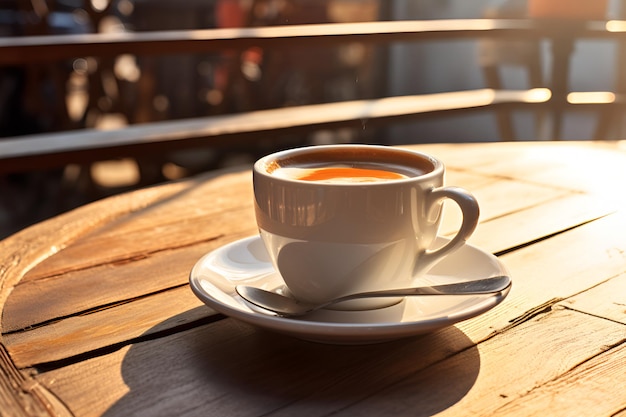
<box><xmin>236</xmin><ymin>275</ymin><xmax>511</xmax><ymax>317</ymax></box>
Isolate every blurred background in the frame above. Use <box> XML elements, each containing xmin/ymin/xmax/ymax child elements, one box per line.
<box><xmin>1</xmin><ymin>0</ymin><xmax>625</xmax><ymax>238</ymax></box>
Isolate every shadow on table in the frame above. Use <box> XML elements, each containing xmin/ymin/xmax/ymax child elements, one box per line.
<box><xmin>104</xmin><ymin>308</ymin><xmax>481</xmax><ymax>416</ymax></box>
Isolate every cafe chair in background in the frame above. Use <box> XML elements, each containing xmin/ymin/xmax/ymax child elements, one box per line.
<box><xmin>478</xmin><ymin>0</ymin><xmax>546</xmax><ymax>141</ymax></box>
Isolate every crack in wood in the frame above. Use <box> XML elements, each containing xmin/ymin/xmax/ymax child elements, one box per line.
<box><xmin>488</xmin><ymin>270</ymin><xmax>626</xmax><ymax>342</ymax></box>
<box><xmin>31</xmin><ymin>313</ymin><xmax>227</xmax><ymax>373</ymax></box>
<box><xmin>448</xmin><ymin>166</ymin><xmax>590</xmax><ymax>195</ymax></box>
<box><xmin>509</xmin><ymin>300</ymin><xmax>559</xmax><ymax>326</ymax></box>
<box><xmin>2</xmin><ymin>283</ymin><xmax>195</xmax><ymax>336</ymax></box>
<box><xmin>22</xmin><ymin>233</ymin><xmax>227</xmax><ymax>283</ymax></box>
<box><xmin>559</xmin><ymin>304</ymin><xmax>626</xmax><ymax>327</ymax></box>
<box><xmin>493</xmin><ymin>212</ymin><xmax>614</xmax><ymax>257</ymax></box>
<box><xmin>481</xmin><ymin>193</ymin><xmax>613</xmax><ymax>229</ymax></box>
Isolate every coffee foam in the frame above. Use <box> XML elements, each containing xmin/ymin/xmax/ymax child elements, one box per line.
<box><xmin>302</xmin><ymin>176</ymin><xmax>399</xmax><ymax>184</ymax></box>
<box><xmin>272</xmin><ymin>163</ymin><xmax>424</xmax><ymax>183</ymax></box>
<box><xmin>300</xmin><ymin>166</ymin><xmax>406</xmax><ymax>183</ymax></box>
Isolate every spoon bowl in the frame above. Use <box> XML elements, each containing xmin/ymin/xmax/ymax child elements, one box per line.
<box><xmin>236</xmin><ymin>275</ymin><xmax>511</xmax><ymax>317</ymax></box>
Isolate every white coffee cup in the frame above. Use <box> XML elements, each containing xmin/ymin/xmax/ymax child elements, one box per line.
<box><xmin>253</xmin><ymin>144</ymin><xmax>479</xmax><ymax>310</ymax></box>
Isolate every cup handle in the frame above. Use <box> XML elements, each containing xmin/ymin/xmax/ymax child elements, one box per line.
<box><xmin>418</xmin><ymin>186</ymin><xmax>480</xmax><ymax>270</ymax></box>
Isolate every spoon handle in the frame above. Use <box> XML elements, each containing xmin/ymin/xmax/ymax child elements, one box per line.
<box><xmin>336</xmin><ymin>275</ymin><xmax>511</xmax><ymax>302</ymax></box>
<box><xmin>236</xmin><ymin>275</ymin><xmax>512</xmax><ymax>317</ymax></box>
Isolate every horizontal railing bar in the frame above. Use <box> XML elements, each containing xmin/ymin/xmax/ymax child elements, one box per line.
<box><xmin>0</xmin><ymin>89</ymin><xmax>553</xmax><ymax>174</ymax></box>
<box><xmin>1</xmin><ymin>19</ymin><xmax>624</xmax><ymax>65</ymax></box>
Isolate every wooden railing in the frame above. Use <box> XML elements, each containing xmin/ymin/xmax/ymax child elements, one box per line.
<box><xmin>0</xmin><ymin>19</ymin><xmax>542</xmax><ymax>65</ymax></box>
<box><xmin>0</xmin><ymin>88</ymin><xmax>552</xmax><ymax>174</ymax></box>
<box><xmin>3</xmin><ymin>18</ymin><xmax>626</xmax><ymax>65</ymax></box>
<box><xmin>1</xmin><ymin>18</ymin><xmax>625</xmax><ymax>176</ymax></box>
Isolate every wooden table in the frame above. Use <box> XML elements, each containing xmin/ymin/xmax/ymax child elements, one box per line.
<box><xmin>2</xmin><ymin>141</ymin><xmax>626</xmax><ymax>416</ymax></box>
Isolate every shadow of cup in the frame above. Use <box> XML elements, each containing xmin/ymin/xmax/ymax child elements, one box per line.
<box><xmin>103</xmin><ymin>308</ymin><xmax>482</xmax><ymax>416</ymax></box>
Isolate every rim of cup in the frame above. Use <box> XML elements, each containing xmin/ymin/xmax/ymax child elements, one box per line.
<box><xmin>253</xmin><ymin>144</ymin><xmax>444</xmax><ymax>186</ymax></box>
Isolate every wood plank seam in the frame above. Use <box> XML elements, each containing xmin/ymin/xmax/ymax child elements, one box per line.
<box><xmin>490</xmin><ymin>337</ymin><xmax>626</xmax><ymax>416</ymax></box>
<box><xmin>502</xmin><ymin>343</ymin><xmax>626</xmax><ymax>413</ymax></box>
<box><xmin>448</xmin><ymin>166</ymin><xmax>592</xmax><ymax>195</ymax></box>
<box><xmin>493</xmin><ymin>213</ymin><xmax>614</xmax><ymax>257</ymax></box>
<box><xmin>0</xmin><ymin>181</ymin><xmax>195</xmax><ymax>323</ymax></box>
<box><xmin>1</xmin><ymin>283</ymin><xmax>194</xmax><ymax>336</ymax></box>
<box><xmin>495</xmin><ymin>276</ymin><xmax>626</xmax><ymax>340</ymax></box>
<box><xmin>6</xmin><ymin>279</ymin><xmax>620</xmax><ymax>413</ymax></box>
<box><xmin>268</xmin><ymin>307</ymin><xmax>623</xmax><ymax>416</ymax></box>
<box><xmin>3</xmin><ymin>212</ymin><xmax>617</xmax><ymax>373</ymax></box>
<box><xmin>487</xmin><ymin>275</ymin><xmax>626</xmax><ymax>352</ymax></box>
<box><xmin>559</xmin><ymin>304</ymin><xmax>626</xmax><ymax>327</ymax></box>
<box><xmin>17</xmin><ymin>232</ymin><xmax>227</xmax><ymax>283</ymax></box>
<box><xmin>24</xmin><ymin>313</ymin><xmax>227</xmax><ymax>374</ymax></box>
<box><xmin>478</xmin><ymin>191</ymin><xmax>591</xmax><ymax>225</ymax></box>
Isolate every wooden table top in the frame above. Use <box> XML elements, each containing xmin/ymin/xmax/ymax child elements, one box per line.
<box><xmin>2</xmin><ymin>141</ymin><xmax>626</xmax><ymax>416</ymax></box>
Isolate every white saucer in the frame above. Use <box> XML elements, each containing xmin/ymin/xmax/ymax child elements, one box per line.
<box><xmin>189</xmin><ymin>236</ymin><xmax>511</xmax><ymax>344</ymax></box>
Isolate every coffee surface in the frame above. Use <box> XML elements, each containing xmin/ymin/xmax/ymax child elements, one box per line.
<box><xmin>273</xmin><ymin>163</ymin><xmax>423</xmax><ymax>183</ymax></box>
<box><xmin>298</xmin><ymin>166</ymin><xmax>407</xmax><ymax>183</ymax></box>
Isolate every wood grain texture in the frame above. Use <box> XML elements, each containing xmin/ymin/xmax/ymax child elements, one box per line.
<box><xmin>451</xmin><ymin>210</ymin><xmax>626</xmax><ymax>346</ymax></box>
<box><xmin>20</xmin><ymin>169</ymin><xmax>253</xmax><ymax>280</ymax></box>
<box><xmin>5</xmin><ymin>144</ymin><xmax>618</xmax><ymax>367</ymax></box>
<box><xmin>0</xmin><ymin>178</ymin><xmax>194</xmax><ymax>331</ymax></box>
<box><xmin>2</xmin><ymin>141</ymin><xmax>626</xmax><ymax>417</ymax></box>
<box><xmin>421</xmin><ymin>141</ymin><xmax>626</xmax><ymax>195</ymax></box>
<box><xmin>5</xmin><ymin>172</ymin><xmax>565</xmax><ymax>333</ymax></box>
<box><xmin>491</xmin><ymin>338</ymin><xmax>626</xmax><ymax>416</ymax></box>
<box><xmin>7</xmin><ymin>207</ymin><xmax>623</xmax><ymax>368</ymax></box>
<box><xmin>485</xmin><ymin>212</ymin><xmax>626</xmax><ymax>329</ymax></box>
<box><xmin>1</xmin><ymin>170</ymin><xmax>254</xmax><ymax>332</ymax></box>
<box><xmin>0</xmin><ymin>343</ymin><xmax>73</xmax><ymax>417</ymax></box>
<box><xmin>31</xmin><ymin>305</ymin><xmax>624</xmax><ymax>417</ymax></box>
<box><xmin>468</xmin><ymin>192</ymin><xmax>615</xmax><ymax>254</ymax></box>
<box><xmin>439</xmin><ymin>175</ymin><xmax>574</xmax><ymax>236</ymax></box>
<box><xmin>3</xmin><ymin>286</ymin><xmax>210</xmax><ymax>368</ymax></box>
